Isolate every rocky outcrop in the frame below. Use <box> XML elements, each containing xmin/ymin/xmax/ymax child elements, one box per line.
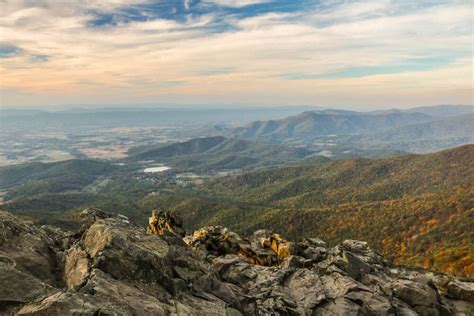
<box><xmin>147</xmin><ymin>209</ymin><xmax>186</xmax><ymax>237</ymax></box>
<box><xmin>0</xmin><ymin>208</ymin><xmax>473</xmax><ymax>315</ymax></box>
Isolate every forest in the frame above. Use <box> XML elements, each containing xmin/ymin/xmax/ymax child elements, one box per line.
<box><xmin>1</xmin><ymin>145</ymin><xmax>473</xmax><ymax>277</ymax></box>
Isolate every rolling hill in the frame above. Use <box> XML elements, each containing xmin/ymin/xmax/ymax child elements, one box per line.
<box><xmin>127</xmin><ymin>136</ymin><xmax>314</xmax><ymax>171</ymax></box>
<box><xmin>0</xmin><ymin>159</ymin><xmax>116</xmax><ymax>190</ymax></box>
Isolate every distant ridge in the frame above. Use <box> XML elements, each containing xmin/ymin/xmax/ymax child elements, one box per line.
<box><xmin>127</xmin><ymin>136</ymin><xmax>314</xmax><ymax>171</ymax></box>
<box><xmin>344</xmin><ymin>114</ymin><xmax>474</xmax><ymax>153</ymax></box>
<box><xmin>230</xmin><ymin>105</ymin><xmax>473</xmax><ymax>153</ymax></box>
<box><xmin>233</xmin><ymin>110</ymin><xmax>433</xmax><ymax>140</ymax></box>
<box><xmin>369</xmin><ymin>104</ymin><xmax>473</xmax><ymax>117</ymax></box>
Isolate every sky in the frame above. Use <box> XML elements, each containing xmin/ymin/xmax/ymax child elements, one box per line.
<box><xmin>0</xmin><ymin>0</ymin><xmax>472</xmax><ymax>109</ymax></box>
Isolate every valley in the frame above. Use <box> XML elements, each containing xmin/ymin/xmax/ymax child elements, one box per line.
<box><xmin>0</xmin><ymin>115</ymin><xmax>472</xmax><ymax>277</ymax></box>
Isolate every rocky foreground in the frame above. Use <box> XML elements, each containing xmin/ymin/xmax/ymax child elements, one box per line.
<box><xmin>0</xmin><ymin>209</ymin><xmax>473</xmax><ymax>315</ymax></box>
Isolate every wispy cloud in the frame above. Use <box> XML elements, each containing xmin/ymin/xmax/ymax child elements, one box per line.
<box><xmin>0</xmin><ymin>0</ymin><xmax>471</xmax><ymax>108</ymax></box>
<box><xmin>208</xmin><ymin>0</ymin><xmax>272</xmax><ymax>8</ymax></box>
<box><xmin>197</xmin><ymin>67</ymin><xmax>235</xmax><ymax>76</ymax></box>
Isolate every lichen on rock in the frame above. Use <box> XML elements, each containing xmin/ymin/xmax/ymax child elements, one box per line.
<box><xmin>147</xmin><ymin>209</ymin><xmax>186</xmax><ymax>237</ymax></box>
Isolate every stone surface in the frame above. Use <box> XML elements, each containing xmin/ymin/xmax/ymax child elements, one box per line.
<box><xmin>0</xmin><ymin>208</ymin><xmax>473</xmax><ymax>315</ymax></box>
<box><xmin>64</xmin><ymin>246</ymin><xmax>89</xmax><ymax>289</ymax></box>
<box><xmin>147</xmin><ymin>209</ymin><xmax>186</xmax><ymax>237</ymax></box>
<box><xmin>447</xmin><ymin>280</ymin><xmax>474</xmax><ymax>302</ymax></box>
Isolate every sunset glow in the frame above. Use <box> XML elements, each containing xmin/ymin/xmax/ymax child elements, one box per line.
<box><xmin>0</xmin><ymin>0</ymin><xmax>472</xmax><ymax>108</ymax></box>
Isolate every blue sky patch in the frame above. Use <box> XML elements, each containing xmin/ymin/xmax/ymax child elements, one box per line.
<box><xmin>278</xmin><ymin>52</ymin><xmax>466</xmax><ymax>80</ymax></box>
<box><xmin>87</xmin><ymin>0</ymin><xmax>314</xmax><ymax>28</ymax></box>
<box><xmin>0</xmin><ymin>43</ymin><xmax>21</xmax><ymax>58</ymax></box>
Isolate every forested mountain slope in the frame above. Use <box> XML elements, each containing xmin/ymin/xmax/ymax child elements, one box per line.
<box><xmin>1</xmin><ymin>145</ymin><xmax>472</xmax><ymax>276</ymax></box>
<box><xmin>127</xmin><ymin>136</ymin><xmax>312</xmax><ymax>171</ymax></box>
<box><xmin>143</xmin><ymin>145</ymin><xmax>474</xmax><ymax>277</ymax></box>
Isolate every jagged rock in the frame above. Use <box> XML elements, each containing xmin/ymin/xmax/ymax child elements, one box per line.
<box><xmin>255</xmin><ymin>230</ymin><xmax>297</xmax><ymax>259</ymax></box>
<box><xmin>0</xmin><ymin>211</ymin><xmax>61</xmax><ymax>285</ymax></box>
<box><xmin>184</xmin><ymin>225</ymin><xmax>242</xmax><ymax>257</ymax></box>
<box><xmin>78</xmin><ymin>207</ymin><xmax>110</xmax><ymax>234</ymax></box>
<box><xmin>447</xmin><ymin>280</ymin><xmax>474</xmax><ymax>302</ymax></box>
<box><xmin>391</xmin><ymin>279</ymin><xmax>438</xmax><ymax>306</ymax></box>
<box><xmin>184</xmin><ymin>226</ymin><xmax>297</xmax><ymax>266</ymax></box>
<box><xmin>280</xmin><ymin>255</ymin><xmax>306</xmax><ymax>269</ymax></box>
<box><xmin>299</xmin><ymin>238</ymin><xmax>328</xmax><ymax>263</ymax></box>
<box><xmin>79</xmin><ymin>269</ymin><xmax>172</xmax><ymax>314</ymax></box>
<box><xmin>286</xmin><ymin>268</ymin><xmax>326</xmax><ymax>313</ymax></box>
<box><xmin>344</xmin><ymin>291</ymin><xmax>394</xmax><ymax>315</ymax></box>
<box><xmin>17</xmin><ymin>292</ymin><xmax>103</xmax><ymax>315</ymax></box>
<box><xmin>0</xmin><ymin>268</ymin><xmax>58</xmax><ymax>311</ymax></box>
<box><xmin>315</xmin><ymin>297</ymin><xmax>365</xmax><ymax>315</ymax></box>
<box><xmin>64</xmin><ymin>246</ymin><xmax>89</xmax><ymax>289</ymax></box>
<box><xmin>391</xmin><ymin>279</ymin><xmax>440</xmax><ymax>315</ymax></box>
<box><xmin>82</xmin><ymin>215</ymin><xmax>174</xmax><ymax>291</ymax></box>
<box><xmin>0</xmin><ymin>210</ymin><xmax>65</xmax><ymax>314</ymax></box>
<box><xmin>0</xmin><ymin>209</ymin><xmax>473</xmax><ymax>315</ymax></box>
<box><xmin>147</xmin><ymin>209</ymin><xmax>186</xmax><ymax>237</ymax></box>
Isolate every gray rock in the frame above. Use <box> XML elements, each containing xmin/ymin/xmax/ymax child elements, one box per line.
<box><xmin>447</xmin><ymin>280</ymin><xmax>474</xmax><ymax>302</ymax></box>
<box><xmin>280</xmin><ymin>255</ymin><xmax>306</xmax><ymax>269</ymax></box>
<box><xmin>286</xmin><ymin>268</ymin><xmax>326</xmax><ymax>314</ymax></box>
<box><xmin>314</xmin><ymin>297</ymin><xmax>364</xmax><ymax>315</ymax></box>
<box><xmin>1</xmin><ymin>209</ymin><xmax>473</xmax><ymax>315</ymax></box>
<box><xmin>391</xmin><ymin>279</ymin><xmax>438</xmax><ymax>307</ymax></box>
<box><xmin>0</xmin><ymin>210</ymin><xmax>61</xmax><ymax>285</ymax></box>
<box><xmin>17</xmin><ymin>292</ymin><xmax>104</xmax><ymax>315</ymax></box>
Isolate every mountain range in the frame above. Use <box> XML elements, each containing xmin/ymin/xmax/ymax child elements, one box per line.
<box><xmin>231</xmin><ymin>105</ymin><xmax>473</xmax><ymax>154</ymax></box>
<box><xmin>232</xmin><ymin>110</ymin><xmax>433</xmax><ymax>140</ymax></box>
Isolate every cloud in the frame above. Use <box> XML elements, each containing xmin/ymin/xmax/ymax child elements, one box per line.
<box><xmin>207</xmin><ymin>0</ymin><xmax>272</xmax><ymax>8</ymax></box>
<box><xmin>0</xmin><ymin>0</ymin><xmax>472</xmax><ymax>108</ymax></box>
<box><xmin>197</xmin><ymin>67</ymin><xmax>235</xmax><ymax>76</ymax></box>
<box><xmin>29</xmin><ymin>54</ymin><xmax>49</xmax><ymax>62</ymax></box>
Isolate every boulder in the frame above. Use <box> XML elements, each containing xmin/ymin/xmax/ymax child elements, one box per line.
<box><xmin>82</xmin><ymin>216</ymin><xmax>174</xmax><ymax>292</ymax></box>
<box><xmin>184</xmin><ymin>226</ymin><xmax>242</xmax><ymax>257</ymax></box>
<box><xmin>447</xmin><ymin>280</ymin><xmax>474</xmax><ymax>302</ymax></box>
<box><xmin>391</xmin><ymin>279</ymin><xmax>438</xmax><ymax>308</ymax></box>
<box><xmin>0</xmin><ymin>210</ymin><xmax>61</xmax><ymax>285</ymax></box>
<box><xmin>147</xmin><ymin>209</ymin><xmax>186</xmax><ymax>237</ymax></box>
